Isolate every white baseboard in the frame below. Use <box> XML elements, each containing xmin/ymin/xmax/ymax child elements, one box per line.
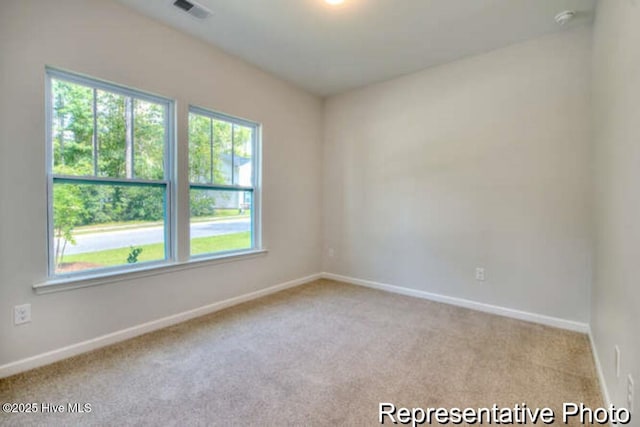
<box><xmin>1</xmin><ymin>271</ymin><xmax>593</xmax><ymax>380</ymax></box>
<box><xmin>588</xmin><ymin>329</ymin><xmax>612</xmax><ymax>408</ymax></box>
<box><xmin>321</xmin><ymin>272</ymin><xmax>589</xmax><ymax>333</ymax></box>
<box><xmin>0</xmin><ymin>273</ymin><xmax>321</xmax><ymax>379</ymax></box>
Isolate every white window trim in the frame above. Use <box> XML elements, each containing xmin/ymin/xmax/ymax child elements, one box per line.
<box><xmin>39</xmin><ymin>68</ymin><xmax>264</xmax><ymax>292</ymax></box>
<box><xmin>187</xmin><ymin>105</ymin><xmax>262</xmax><ymax>258</ymax></box>
<box><xmin>46</xmin><ymin>67</ymin><xmax>176</xmax><ymax>279</ymax></box>
<box><xmin>33</xmin><ymin>249</ymin><xmax>268</xmax><ymax>295</ymax></box>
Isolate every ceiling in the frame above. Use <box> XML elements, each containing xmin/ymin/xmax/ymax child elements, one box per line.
<box><xmin>117</xmin><ymin>0</ymin><xmax>596</xmax><ymax>96</ymax></box>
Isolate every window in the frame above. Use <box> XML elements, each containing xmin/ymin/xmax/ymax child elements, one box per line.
<box><xmin>45</xmin><ymin>68</ymin><xmax>262</xmax><ymax>282</ymax></box>
<box><xmin>47</xmin><ymin>69</ymin><xmax>173</xmax><ymax>276</ymax></box>
<box><xmin>188</xmin><ymin>107</ymin><xmax>259</xmax><ymax>257</ymax></box>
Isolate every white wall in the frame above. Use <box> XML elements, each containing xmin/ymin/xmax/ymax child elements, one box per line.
<box><xmin>591</xmin><ymin>0</ymin><xmax>640</xmax><ymax>411</ymax></box>
<box><xmin>323</xmin><ymin>27</ymin><xmax>593</xmax><ymax>323</ymax></box>
<box><xmin>0</xmin><ymin>0</ymin><xmax>323</xmax><ymax>366</ymax></box>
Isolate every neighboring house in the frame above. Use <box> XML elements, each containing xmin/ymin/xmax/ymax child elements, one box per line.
<box><xmin>215</xmin><ymin>154</ymin><xmax>252</xmax><ymax>211</ymax></box>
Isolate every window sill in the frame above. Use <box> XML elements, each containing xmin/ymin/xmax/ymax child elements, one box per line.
<box><xmin>33</xmin><ymin>249</ymin><xmax>268</xmax><ymax>295</ymax></box>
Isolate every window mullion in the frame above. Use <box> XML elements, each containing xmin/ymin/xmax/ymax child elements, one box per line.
<box><xmin>188</xmin><ymin>183</ymin><xmax>253</xmax><ymax>192</ymax></box>
<box><xmin>231</xmin><ymin>123</ymin><xmax>235</xmax><ymax>185</ymax></box>
<box><xmin>131</xmin><ymin>98</ymin><xmax>136</xmax><ymax>179</ymax></box>
<box><xmin>175</xmin><ymin>102</ymin><xmax>190</xmax><ymax>263</ymax></box>
<box><xmin>251</xmin><ymin>125</ymin><xmax>258</xmax><ymax>249</ymax></box>
<box><xmin>209</xmin><ymin>117</ymin><xmax>213</xmax><ymax>184</ymax></box>
<box><xmin>53</xmin><ymin>177</ymin><xmax>166</xmax><ymax>187</ymax></box>
<box><xmin>125</xmin><ymin>96</ymin><xmax>134</xmax><ymax>179</ymax></box>
<box><xmin>166</xmin><ymin>100</ymin><xmax>175</xmax><ymax>263</ymax></box>
<box><xmin>92</xmin><ymin>88</ymin><xmax>98</xmax><ymax>176</ymax></box>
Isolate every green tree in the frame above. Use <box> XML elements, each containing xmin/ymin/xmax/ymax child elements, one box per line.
<box><xmin>51</xmin><ymin>79</ymin><xmax>252</xmax><ymax>233</ymax></box>
<box><xmin>53</xmin><ymin>183</ymin><xmax>85</xmax><ymax>267</ymax></box>
<box><xmin>188</xmin><ymin>114</ymin><xmax>253</xmax><ymax>217</ymax></box>
<box><xmin>52</xmin><ymin>80</ymin><xmax>94</xmax><ymax>175</ymax></box>
<box><xmin>52</xmin><ymin>79</ymin><xmax>167</xmax><ymax>229</ymax></box>
<box><xmin>134</xmin><ymin>100</ymin><xmax>165</xmax><ymax>180</ymax></box>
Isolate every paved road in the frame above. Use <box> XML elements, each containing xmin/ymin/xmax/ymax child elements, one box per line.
<box><xmin>66</xmin><ymin>218</ymin><xmax>250</xmax><ymax>255</ymax></box>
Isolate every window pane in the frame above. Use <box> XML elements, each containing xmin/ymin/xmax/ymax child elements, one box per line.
<box><xmin>190</xmin><ymin>188</ymin><xmax>252</xmax><ymax>256</ymax></box>
<box><xmin>53</xmin><ymin>181</ymin><xmax>166</xmax><ymax>274</ymax></box>
<box><xmin>134</xmin><ymin>99</ymin><xmax>166</xmax><ymax>180</ymax></box>
<box><xmin>213</xmin><ymin>119</ymin><xmax>233</xmax><ymax>185</ymax></box>
<box><xmin>232</xmin><ymin>124</ymin><xmax>253</xmax><ymax>186</ymax></box>
<box><xmin>51</xmin><ymin>79</ymin><xmax>94</xmax><ymax>176</ymax></box>
<box><xmin>96</xmin><ymin>90</ymin><xmax>127</xmax><ymax>178</ymax></box>
<box><xmin>189</xmin><ymin>113</ymin><xmax>255</xmax><ymax>187</ymax></box>
<box><xmin>188</xmin><ymin>113</ymin><xmax>212</xmax><ymax>184</ymax></box>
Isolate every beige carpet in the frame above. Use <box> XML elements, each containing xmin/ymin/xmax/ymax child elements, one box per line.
<box><xmin>0</xmin><ymin>280</ymin><xmax>601</xmax><ymax>426</ymax></box>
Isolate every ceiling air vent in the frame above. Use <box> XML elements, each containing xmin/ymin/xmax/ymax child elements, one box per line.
<box><xmin>173</xmin><ymin>0</ymin><xmax>211</xmax><ymax>19</ymax></box>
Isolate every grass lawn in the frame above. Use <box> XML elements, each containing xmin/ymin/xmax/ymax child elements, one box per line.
<box><xmin>191</xmin><ymin>210</ymin><xmax>250</xmax><ymax>223</ymax></box>
<box><xmin>200</xmin><ymin>209</ymin><xmax>251</xmax><ymax>219</ymax></box>
<box><xmin>64</xmin><ymin>232</ymin><xmax>251</xmax><ymax>267</ymax></box>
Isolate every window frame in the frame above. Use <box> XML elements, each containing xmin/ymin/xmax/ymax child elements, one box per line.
<box><xmin>187</xmin><ymin>105</ymin><xmax>262</xmax><ymax>259</ymax></box>
<box><xmin>41</xmin><ymin>68</ymin><xmax>265</xmax><ymax>290</ymax></box>
<box><xmin>45</xmin><ymin>67</ymin><xmax>175</xmax><ymax>279</ymax></box>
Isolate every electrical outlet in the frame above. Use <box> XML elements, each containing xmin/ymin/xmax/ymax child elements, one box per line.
<box><xmin>14</xmin><ymin>304</ymin><xmax>31</xmax><ymax>325</ymax></box>
<box><xmin>628</xmin><ymin>374</ymin><xmax>635</xmax><ymax>413</ymax></box>
<box><xmin>328</xmin><ymin>248</ymin><xmax>335</xmax><ymax>258</ymax></box>
<box><xmin>615</xmin><ymin>346</ymin><xmax>621</xmax><ymax>378</ymax></box>
<box><xmin>475</xmin><ymin>267</ymin><xmax>485</xmax><ymax>281</ymax></box>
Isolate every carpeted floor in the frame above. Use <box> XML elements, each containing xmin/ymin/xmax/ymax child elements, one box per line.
<box><xmin>0</xmin><ymin>280</ymin><xmax>601</xmax><ymax>426</ymax></box>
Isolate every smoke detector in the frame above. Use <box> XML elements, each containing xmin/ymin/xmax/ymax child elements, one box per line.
<box><xmin>554</xmin><ymin>10</ymin><xmax>576</xmax><ymax>25</ymax></box>
<box><xmin>173</xmin><ymin>0</ymin><xmax>212</xmax><ymax>19</ymax></box>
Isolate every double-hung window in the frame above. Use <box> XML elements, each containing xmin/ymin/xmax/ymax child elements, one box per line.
<box><xmin>45</xmin><ymin>68</ymin><xmax>262</xmax><ymax>282</ymax></box>
<box><xmin>188</xmin><ymin>107</ymin><xmax>259</xmax><ymax>257</ymax></box>
<box><xmin>47</xmin><ymin>69</ymin><xmax>173</xmax><ymax>276</ymax></box>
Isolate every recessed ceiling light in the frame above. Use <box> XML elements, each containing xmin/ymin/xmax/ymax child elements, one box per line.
<box><xmin>325</xmin><ymin>0</ymin><xmax>345</xmax><ymax>5</ymax></box>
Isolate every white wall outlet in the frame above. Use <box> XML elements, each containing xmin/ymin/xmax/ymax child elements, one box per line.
<box><xmin>615</xmin><ymin>345</ymin><xmax>621</xmax><ymax>378</ymax></box>
<box><xmin>475</xmin><ymin>267</ymin><xmax>485</xmax><ymax>281</ymax></box>
<box><xmin>14</xmin><ymin>304</ymin><xmax>31</xmax><ymax>325</ymax></box>
<box><xmin>628</xmin><ymin>374</ymin><xmax>635</xmax><ymax>413</ymax></box>
<box><xmin>328</xmin><ymin>248</ymin><xmax>335</xmax><ymax>257</ymax></box>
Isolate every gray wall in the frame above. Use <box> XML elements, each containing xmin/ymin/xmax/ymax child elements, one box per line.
<box><xmin>591</xmin><ymin>0</ymin><xmax>640</xmax><ymax>410</ymax></box>
<box><xmin>323</xmin><ymin>27</ymin><xmax>593</xmax><ymax>323</ymax></box>
<box><xmin>0</xmin><ymin>0</ymin><xmax>323</xmax><ymax>366</ymax></box>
